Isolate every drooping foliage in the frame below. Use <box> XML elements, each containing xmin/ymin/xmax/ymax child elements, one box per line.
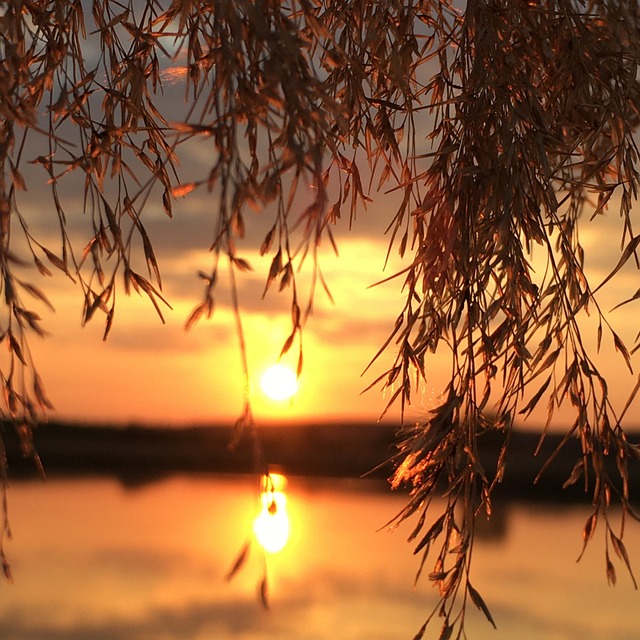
<box><xmin>1</xmin><ymin>0</ymin><xmax>640</xmax><ymax>635</ymax></box>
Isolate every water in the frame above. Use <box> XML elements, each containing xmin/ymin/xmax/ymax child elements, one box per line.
<box><xmin>1</xmin><ymin>474</ymin><xmax>638</xmax><ymax>640</ymax></box>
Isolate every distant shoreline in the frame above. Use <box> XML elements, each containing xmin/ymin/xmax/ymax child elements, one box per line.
<box><xmin>3</xmin><ymin>420</ymin><xmax>639</xmax><ymax>503</ymax></box>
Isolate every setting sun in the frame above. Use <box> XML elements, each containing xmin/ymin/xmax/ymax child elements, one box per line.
<box><xmin>259</xmin><ymin>364</ymin><xmax>299</xmax><ymax>401</ymax></box>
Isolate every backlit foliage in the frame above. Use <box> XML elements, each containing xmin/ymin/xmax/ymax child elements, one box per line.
<box><xmin>1</xmin><ymin>0</ymin><xmax>640</xmax><ymax>636</ymax></box>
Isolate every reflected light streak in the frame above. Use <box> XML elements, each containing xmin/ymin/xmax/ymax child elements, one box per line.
<box><xmin>253</xmin><ymin>473</ymin><xmax>290</xmax><ymax>553</ymax></box>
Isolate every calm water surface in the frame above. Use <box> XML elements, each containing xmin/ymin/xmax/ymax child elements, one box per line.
<box><xmin>1</xmin><ymin>474</ymin><xmax>639</xmax><ymax>640</ymax></box>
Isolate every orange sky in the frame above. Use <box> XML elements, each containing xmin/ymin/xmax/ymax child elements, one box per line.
<box><xmin>13</xmin><ymin>173</ymin><xmax>640</xmax><ymax>432</ymax></box>
<box><xmin>26</xmin><ymin>223</ymin><xmax>416</xmax><ymax>426</ymax></box>
<box><xmin>8</xmin><ymin>59</ymin><xmax>640</xmax><ymax>431</ymax></box>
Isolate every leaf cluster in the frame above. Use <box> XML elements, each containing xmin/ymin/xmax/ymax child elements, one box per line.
<box><xmin>382</xmin><ymin>1</ymin><xmax>640</xmax><ymax>636</ymax></box>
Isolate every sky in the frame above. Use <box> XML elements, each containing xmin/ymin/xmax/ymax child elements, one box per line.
<box><xmin>14</xmin><ymin>143</ymin><xmax>640</xmax><ymax>431</ymax></box>
<box><xmin>6</xmin><ymin>34</ymin><xmax>436</xmax><ymax>428</ymax></box>
<box><xmin>7</xmin><ymin>11</ymin><xmax>640</xmax><ymax>430</ymax></box>
<box><xmin>15</xmin><ymin>129</ymin><xmax>420</xmax><ymax>426</ymax></box>
<box><xmin>25</xmin><ymin>215</ymin><xmax>414</xmax><ymax>427</ymax></box>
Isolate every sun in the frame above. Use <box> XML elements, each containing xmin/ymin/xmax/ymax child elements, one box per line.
<box><xmin>259</xmin><ymin>364</ymin><xmax>299</xmax><ymax>401</ymax></box>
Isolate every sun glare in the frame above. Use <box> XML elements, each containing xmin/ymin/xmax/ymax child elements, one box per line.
<box><xmin>259</xmin><ymin>364</ymin><xmax>299</xmax><ymax>401</ymax></box>
<box><xmin>253</xmin><ymin>473</ymin><xmax>290</xmax><ymax>553</ymax></box>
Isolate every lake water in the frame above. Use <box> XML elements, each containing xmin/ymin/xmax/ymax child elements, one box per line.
<box><xmin>0</xmin><ymin>474</ymin><xmax>639</xmax><ymax>640</ymax></box>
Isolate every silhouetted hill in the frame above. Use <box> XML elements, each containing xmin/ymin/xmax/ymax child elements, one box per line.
<box><xmin>3</xmin><ymin>420</ymin><xmax>639</xmax><ymax>503</ymax></box>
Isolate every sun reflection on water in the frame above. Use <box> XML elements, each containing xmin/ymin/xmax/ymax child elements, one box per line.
<box><xmin>253</xmin><ymin>472</ymin><xmax>290</xmax><ymax>554</ymax></box>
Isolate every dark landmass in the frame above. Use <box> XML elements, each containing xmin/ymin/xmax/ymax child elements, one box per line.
<box><xmin>3</xmin><ymin>420</ymin><xmax>639</xmax><ymax>503</ymax></box>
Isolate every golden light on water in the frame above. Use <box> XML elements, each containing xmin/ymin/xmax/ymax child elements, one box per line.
<box><xmin>259</xmin><ymin>364</ymin><xmax>299</xmax><ymax>401</ymax></box>
<box><xmin>253</xmin><ymin>473</ymin><xmax>290</xmax><ymax>553</ymax></box>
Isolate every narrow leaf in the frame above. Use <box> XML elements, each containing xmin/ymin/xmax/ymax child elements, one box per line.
<box><xmin>414</xmin><ymin>513</ymin><xmax>446</xmax><ymax>555</ymax></box>
<box><xmin>437</xmin><ymin>621</ymin><xmax>453</xmax><ymax>640</ymax></box>
<box><xmin>185</xmin><ymin>303</ymin><xmax>206</xmax><ymax>331</ymax></box>
<box><xmin>1</xmin><ymin>551</ymin><xmax>13</xmax><ymax>583</ymax></box>
<box><xmin>411</xmin><ymin>621</ymin><xmax>427</xmax><ymax>640</ymax></box>
<box><xmin>606</xmin><ymin>554</ymin><xmax>617</xmax><ymax>586</ymax></box>
<box><xmin>42</xmin><ymin>248</ymin><xmax>66</xmax><ymax>273</ymax></box>
<box><xmin>610</xmin><ymin>531</ymin><xmax>638</xmax><ymax>589</ymax></box>
<box><xmin>231</xmin><ymin>256</ymin><xmax>252</xmax><ymax>272</ymax></box>
<box><xmin>225</xmin><ymin>540</ymin><xmax>250</xmax><ymax>582</ymax></box>
<box><xmin>259</xmin><ymin>576</ymin><xmax>269</xmax><ymax>609</ymax></box>
<box><xmin>280</xmin><ymin>332</ymin><xmax>295</xmax><ymax>357</ymax></box>
<box><xmin>171</xmin><ymin>182</ymin><xmax>198</xmax><ymax>197</ymax></box>
<box><xmin>18</xmin><ymin>282</ymin><xmax>55</xmax><ymax>311</ymax></box>
<box><xmin>577</xmin><ymin>512</ymin><xmax>598</xmax><ymax>562</ymax></box>
<box><xmin>612</xmin><ymin>331</ymin><xmax>633</xmax><ymax>373</ymax></box>
<box><xmin>594</xmin><ymin>234</ymin><xmax>640</xmax><ymax>293</ymax></box>
<box><xmin>468</xmin><ymin>582</ymin><xmax>497</xmax><ymax>628</ymax></box>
